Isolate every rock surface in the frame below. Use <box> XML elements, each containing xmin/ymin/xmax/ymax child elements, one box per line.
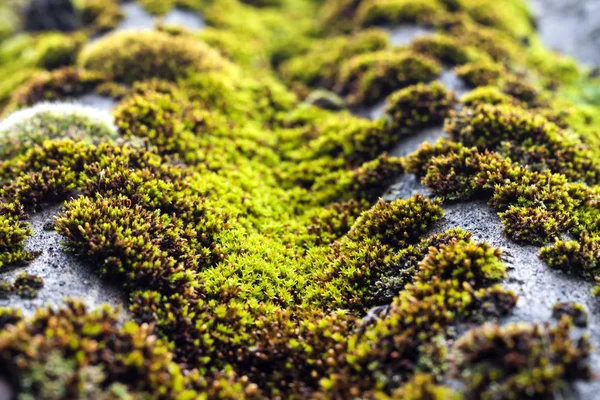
<box><xmin>531</xmin><ymin>0</ymin><xmax>600</xmax><ymax>66</ymax></box>
<box><xmin>0</xmin><ymin>205</ymin><xmax>127</xmax><ymax>317</ymax></box>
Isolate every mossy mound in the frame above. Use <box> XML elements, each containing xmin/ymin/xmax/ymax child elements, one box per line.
<box><xmin>78</xmin><ymin>30</ymin><xmax>228</xmax><ymax>83</ymax></box>
<box><xmin>0</xmin><ymin>0</ymin><xmax>598</xmax><ymax>398</ymax></box>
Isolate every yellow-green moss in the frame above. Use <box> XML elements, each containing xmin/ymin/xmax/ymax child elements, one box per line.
<box><xmin>78</xmin><ymin>30</ymin><xmax>229</xmax><ymax>83</ymax></box>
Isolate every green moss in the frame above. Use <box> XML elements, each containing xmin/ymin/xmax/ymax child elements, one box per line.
<box><xmin>461</xmin><ymin>86</ymin><xmax>515</xmax><ymax>107</ymax></box>
<box><xmin>6</xmin><ymin>67</ymin><xmax>105</xmax><ymax>112</ymax></box>
<box><xmin>386</xmin><ymin>373</ymin><xmax>461</xmax><ymax>400</ymax></box>
<box><xmin>279</xmin><ymin>29</ymin><xmax>389</xmax><ymax>90</ymax></box>
<box><xmin>552</xmin><ymin>301</ymin><xmax>588</xmax><ymax>327</ymax></box>
<box><xmin>337</xmin><ymin>50</ymin><xmax>442</xmax><ymax>105</ymax></box>
<box><xmin>78</xmin><ymin>0</ymin><xmax>123</xmax><ymax>33</ymax></box>
<box><xmin>354</xmin><ymin>0</ymin><xmax>445</xmax><ymax>27</ymax></box>
<box><xmin>454</xmin><ymin>60</ymin><xmax>505</xmax><ymax>87</ymax></box>
<box><xmin>386</xmin><ymin>81</ymin><xmax>457</xmax><ymax>131</ymax></box>
<box><xmin>12</xmin><ymin>273</ymin><xmax>43</xmax><ymax>299</ymax></box>
<box><xmin>0</xmin><ymin>300</ymin><xmax>198</xmax><ymax>399</ymax></box>
<box><xmin>499</xmin><ymin>206</ymin><xmax>565</xmax><ymax>245</ymax></box>
<box><xmin>78</xmin><ymin>30</ymin><xmax>229</xmax><ymax>83</ymax></box>
<box><xmin>445</xmin><ymin>104</ymin><xmax>600</xmax><ymax>183</ymax></box>
<box><xmin>307</xmin><ymin>195</ymin><xmax>443</xmax><ymax>310</ymax></box>
<box><xmin>0</xmin><ymin>0</ymin><xmax>598</xmax><ymax>396</ymax></box>
<box><xmin>540</xmin><ymin>234</ymin><xmax>600</xmax><ymax>279</ymax></box>
<box><xmin>410</xmin><ymin>33</ymin><xmax>475</xmax><ymax>66</ymax></box>
<box><xmin>455</xmin><ymin>318</ymin><xmax>591</xmax><ymax>399</ymax></box>
<box><xmin>0</xmin><ymin>210</ymin><xmax>33</xmax><ymax>269</ymax></box>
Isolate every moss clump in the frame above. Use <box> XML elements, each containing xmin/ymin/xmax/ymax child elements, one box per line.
<box><xmin>354</xmin><ymin>0</ymin><xmax>444</xmax><ymax>27</ymax></box>
<box><xmin>54</xmin><ymin>194</ymin><xmax>205</xmax><ymax>294</ymax></box>
<box><xmin>455</xmin><ymin>318</ymin><xmax>591</xmax><ymax>399</ymax></box>
<box><xmin>336</xmin><ymin>50</ymin><xmax>441</xmax><ymax>105</ymax></box>
<box><xmin>422</xmin><ymin>146</ymin><xmax>516</xmax><ymax>201</ymax></box>
<box><xmin>78</xmin><ymin>30</ymin><xmax>228</xmax><ymax>83</ymax></box>
<box><xmin>320</xmin><ymin>238</ymin><xmax>515</xmax><ymax>396</ymax></box>
<box><xmin>461</xmin><ymin>86</ymin><xmax>515</xmax><ymax>107</ymax></box>
<box><xmin>1</xmin><ymin>165</ymin><xmax>77</xmax><ymax>211</ymax></box>
<box><xmin>499</xmin><ymin>206</ymin><xmax>565</xmax><ymax>245</ymax></box>
<box><xmin>0</xmin><ymin>300</ymin><xmax>199</xmax><ymax>399</ymax></box>
<box><xmin>445</xmin><ymin>104</ymin><xmax>600</xmax><ymax>183</ymax></box>
<box><xmin>539</xmin><ymin>234</ymin><xmax>600</xmax><ymax>279</ymax></box>
<box><xmin>348</xmin><ymin>196</ymin><xmax>443</xmax><ymax>247</ymax></box>
<box><xmin>0</xmin><ymin>210</ymin><xmax>33</xmax><ymax>269</ymax></box>
<box><xmin>385</xmin><ymin>81</ymin><xmax>457</xmax><ymax>131</ymax></box>
<box><xmin>410</xmin><ymin>33</ymin><xmax>474</xmax><ymax>66</ymax></box>
<box><xmin>279</xmin><ymin>29</ymin><xmax>389</xmax><ymax>90</ymax></box>
<box><xmin>0</xmin><ymin>103</ymin><xmax>117</xmax><ymax>159</ymax></box>
<box><xmin>113</xmin><ymin>90</ymin><xmax>223</xmax><ymax>159</ymax></box>
<box><xmin>454</xmin><ymin>60</ymin><xmax>506</xmax><ymax>87</ymax></box>
<box><xmin>552</xmin><ymin>301</ymin><xmax>588</xmax><ymax>327</ymax></box>
<box><xmin>387</xmin><ymin>373</ymin><xmax>460</xmax><ymax>400</ymax></box>
<box><xmin>417</xmin><ymin>239</ymin><xmax>506</xmax><ymax>285</ymax></box>
<box><xmin>6</xmin><ymin>67</ymin><xmax>105</xmax><ymax>111</ymax></box>
<box><xmin>12</xmin><ymin>273</ymin><xmax>43</xmax><ymax>299</ymax></box>
<box><xmin>78</xmin><ymin>0</ymin><xmax>123</xmax><ymax>33</ymax></box>
<box><xmin>310</xmin><ymin>195</ymin><xmax>443</xmax><ymax>310</ymax></box>
<box><xmin>371</xmin><ymin>227</ymin><xmax>472</xmax><ymax>304</ymax></box>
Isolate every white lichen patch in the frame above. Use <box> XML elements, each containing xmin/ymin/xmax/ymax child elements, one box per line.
<box><xmin>0</xmin><ymin>102</ymin><xmax>118</xmax><ymax>158</ymax></box>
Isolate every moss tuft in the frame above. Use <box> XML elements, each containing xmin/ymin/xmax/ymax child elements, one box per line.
<box><xmin>386</xmin><ymin>81</ymin><xmax>457</xmax><ymax>131</ymax></box>
<box><xmin>78</xmin><ymin>30</ymin><xmax>228</xmax><ymax>83</ymax></box>
<box><xmin>336</xmin><ymin>50</ymin><xmax>442</xmax><ymax>105</ymax></box>
<box><xmin>455</xmin><ymin>318</ymin><xmax>591</xmax><ymax>399</ymax></box>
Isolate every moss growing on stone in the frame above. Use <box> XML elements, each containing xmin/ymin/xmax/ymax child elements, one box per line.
<box><xmin>455</xmin><ymin>318</ymin><xmax>591</xmax><ymax>399</ymax></box>
<box><xmin>12</xmin><ymin>273</ymin><xmax>43</xmax><ymax>299</ymax></box>
<box><xmin>6</xmin><ymin>67</ymin><xmax>105</xmax><ymax>111</ymax></box>
<box><xmin>499</xmin><ymin>206</ymin><xmax>565</xmax><ymax>245</ymax></box>
<box><xmin>336</xmin><ymin>50</ymin><xmax>442</xmax><ymax>105</ymax></box>
<box><xmin>354</xmin><ymin>0</ymin><xmax>445</xmax><ymax>27</ymax></box>
<box><xmin>552</xmin><ymin>301</ymin><xmax>588</xmax><ymax>327</ymax></box>
<box><xmin>0</xmin><ymin>0</ymin><xmax>598</xmax><ymax>397</ymax></box>
<box><xmin>454</xmin><ymin>60</ymin><xmax>506</xmax><ymax>87</ymax></box>
<box><xmin>78</xmin><ymin>30</ymin><xmax>228</xmax><ymax>83</ymax></box>
<box><xmin>385</xmin><ymin>81</ymin><xmax>457</xmax><ymax>131</ymax></box>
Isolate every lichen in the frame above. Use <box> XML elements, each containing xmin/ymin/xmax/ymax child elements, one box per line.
<box><xmin>0</xmin><ymin>102</ymin><xmax>117</xmax><ymax>159</ymax></box>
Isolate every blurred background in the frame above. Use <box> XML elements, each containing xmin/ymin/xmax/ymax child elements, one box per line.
<box><xmin>1</xmin><ymin>0</ymin><xmax>599</xmax><ymax>66</ymax></box>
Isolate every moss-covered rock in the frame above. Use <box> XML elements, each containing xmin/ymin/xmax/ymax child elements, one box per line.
<box><xmin>78</xmin><ymin>30</ymin><xmax>228</xmax><ymax>83</ymax></box>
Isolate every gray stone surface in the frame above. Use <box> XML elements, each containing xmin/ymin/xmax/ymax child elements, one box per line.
<box><xmin>0</xmin><ymin>204</ymin><xmax>128</xmax><ymax>317</ymax></box>
<box><xmin>530</xmin><ymin>0</ymin><xmax>600</xmax><ymax>66</ymax></box>
<box><xmin>72</xmin><ymin>93</ymin><xmax>117</xmax><ymax>115</ymax></box>
<box><xmin>386</xmin><ymin>25</ymin><xmax>434</xmax><ymax>46</ymax></box>
<box><xmin>389</xmin><ymin>124</ymin><xmax>447</xmax><ymax>157</ymax></box>
<box><xmin>116</xmin><ymin>2</ymin><xmax>155</xmax><ymax>31</ymax></box>
<box><xmin>163</xmin><ymin>8</ymin><xmax>206</xmax><ymax>30</ymax></box>
<box><xmin>116</xmin><ymin>2</ymin><xmax>206</xmax><ymax>32</ymax></box>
